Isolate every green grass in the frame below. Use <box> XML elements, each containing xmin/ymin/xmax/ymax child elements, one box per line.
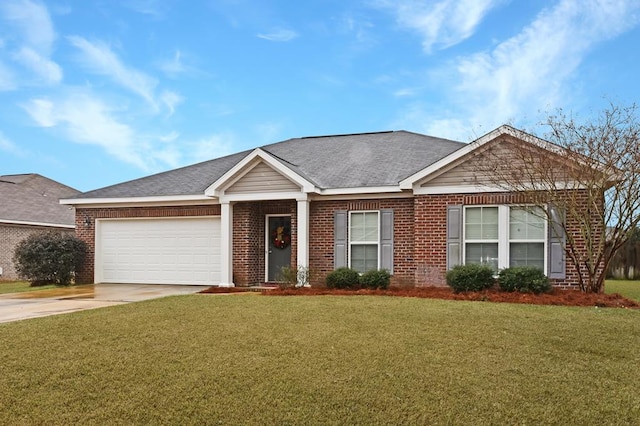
<box><xmin>1</xmin><ymin>295</ymin><xmax>639</xmax><ymax>425</ymax></box>
<box><xmin>0</xmin><ymin>281</ymin><xmax>56</xmax><ymax>294</ymax></box>
<box><xmin>606</xmin><ymin>279</ymin><xmax>640</xmax><ymax>301</ymax></box>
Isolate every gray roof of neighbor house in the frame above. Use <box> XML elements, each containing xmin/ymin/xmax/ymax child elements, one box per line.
<box><xmin>0</xmin><ymin>174</ymin><xmax>80</xmax><ymax>226</ymax></box>
<box><xmin>73</xmin><ymin>130</ymin><xmax>467</xmax><ymax>199</ymax></box>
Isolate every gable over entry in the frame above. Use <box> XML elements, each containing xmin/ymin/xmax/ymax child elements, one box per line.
<box><xmin>205</xmin><ymin>148</ymin><xmax>317</xmax><ymax>286</ymax></box>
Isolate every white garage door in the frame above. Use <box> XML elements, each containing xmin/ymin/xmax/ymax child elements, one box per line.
<box><xmin>97</xmin><ymin>217</ymin><xmax>221</xmax><ymax>285</ymax></box>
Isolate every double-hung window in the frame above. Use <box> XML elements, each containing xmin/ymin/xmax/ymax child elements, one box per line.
<box><xmin>349</xmin><ymin>211</ymin><xmax>379</xmax><ymax>273</ymax></box>
<box><xmin>463</xmin><ymin>205</ymin><xmax>546</xmax><ymax>271</ymax></box>
<box><xmin>509</xmin><ymin>207</ymin><xmax>545</xmax><ymax>270</ymax></box>
<box><xmin>464</xmin><ymin>206</ymin><xmax>499</xmax><ymax>271</ymax></box>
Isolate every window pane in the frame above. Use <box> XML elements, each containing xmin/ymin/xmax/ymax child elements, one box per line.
<box><xmin>350</xmin><ymin>212</ymin><xmax>378</xmax><ymax>242</ymax></box>
<box><xmin>351</xmin><ymin>245</ymin><xmax>378</xmax><ymax>273</ymax></box>
<box><xmin>510</xmin><ymin>207</ymin><xmax>545</xmax><ymax>240</ymax></box>
<box><xmin>350</xmin><ymin>213</ymin><xmax>365</xmax><ymax>241</ymax></box>
<box><xmin>465</xmin><ymin>207</ymin><xmax>498</xmax><ymax>240</ymax></box>
<box><xmin>509</xmin><ymin>243</ymin><xmax>544</xmax><ymax>270</ymax></box>
<box><xmin>465</xmin><ymin>243</ymin><xmax>498</xmax><ymax>271</ymax></box>
<box><xmin>364</xmin><ymin>215</ymin><xmax>378</xmax><ymax>240</ymax></box>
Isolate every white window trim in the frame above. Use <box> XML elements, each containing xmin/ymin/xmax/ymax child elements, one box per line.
<box><xmin>348</xmin><ymin>210</ymin><xmax>380</xmax><ymax>272</ymax></box>
<box><xmin>463</xmin><ymin>205</ymin><xmax>548</xmax><ymax>271</ymax></box>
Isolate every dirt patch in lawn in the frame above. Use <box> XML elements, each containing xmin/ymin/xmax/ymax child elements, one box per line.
<box><xmin>200</xmin><ymin>286</ymin><xmax>639</xmax><ymax>308</ymax></box>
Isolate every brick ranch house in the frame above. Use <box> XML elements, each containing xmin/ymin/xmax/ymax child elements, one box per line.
<box><xmin>1</xmin><ymin>174</ymin><xmax>79</xmax><ymax>280</ymax></box>
<box><xmin>62</xmin><ymin>125</ymin><xmax>593</xmax><ymax>288</ymax></box>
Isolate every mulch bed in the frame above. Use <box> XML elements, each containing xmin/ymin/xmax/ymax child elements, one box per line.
<box><xmin>200</xmin><ymin>286</ymin><xmax>640</xmax><ymax>309</ymax></box>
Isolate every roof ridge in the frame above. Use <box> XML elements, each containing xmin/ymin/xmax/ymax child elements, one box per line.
<box><xmin>299</xmin><ymin>130</ymin><xmax>394</xmax><ymax>139</ymax></box>
<box><xmin>260</xmin><ymin>148</ymin><xmax>299</xmax><ymax>167</ymax></box>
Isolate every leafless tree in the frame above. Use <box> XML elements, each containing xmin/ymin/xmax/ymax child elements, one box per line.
<box><xmin>472</xmin><ymin>103</ymin><xmax>640</xmax><ymax>293</ymax></box>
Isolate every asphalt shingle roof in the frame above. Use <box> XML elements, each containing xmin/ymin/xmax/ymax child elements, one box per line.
<box><xmin>0</xmin><ymin>174</ymin><xmax>80</xmax><ymax>226</ymax></box>
<box><xmin>73</xmin><ymin>131</ymin><xmax>466</xmax><ymax>199</ymax></box>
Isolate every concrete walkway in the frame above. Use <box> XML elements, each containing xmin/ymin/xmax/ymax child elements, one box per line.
<box><xmin>0</xmin><ymin>284</ymin><xmax>207</xmax><ymax>324</ymax></box>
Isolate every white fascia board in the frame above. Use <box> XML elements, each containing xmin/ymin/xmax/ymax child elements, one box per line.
<box><xmin>60</xmin><ymin>194</ymin><xmax>217</xmax><ymax>207</ymax></box>
<box><xmin>0</xmin><ymin>219</ymin><xmax>75</xmax><ymax>229</ymax></box>
<box><xmin>399</xmin><ymin>125</ymin><xmax>559</xmax><ymax>190</ymax></box>
<box><xmin>309</xmin><ymin>191</ymin><xmax>411</xmax><ymax>201</ymax></box>
<box><xmin>205</xmin><ymin>148</ymin><xmax>318</xmax><ymax>196</ymax></box>
<box><xmin>219</xmin><ymin>191</ymin><xmax>309</xmax><ymax>203</ymax></box>
<box><xmin>416</xmin><ymin>180</ymin><xmax>589</xmax><ymax>195</ymax></box>
<box><xmin>318</xmin><ymin>186</ymin><xmax>403</xmax><ymax>195</ymax></box>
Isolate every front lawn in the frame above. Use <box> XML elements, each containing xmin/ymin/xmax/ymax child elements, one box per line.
<box><xmin>0</xmin><ymin>281</ymin><xmax>56</xmax><ymax>294</ymax></box>
<box><xmin>0</xmin><ymin>295</ymin><xmax>638</xmax><ymax>424</ymax></box>
<box><xmin>606</xmin><ymin>279</ymin><xmax>640</xmax><ymax>301</ymax></box>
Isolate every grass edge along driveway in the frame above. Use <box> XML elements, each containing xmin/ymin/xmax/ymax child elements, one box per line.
<box><xmin>1</xmin><ymin>294</ymin><xmax>639</xmax><ymax>425</ymax></box>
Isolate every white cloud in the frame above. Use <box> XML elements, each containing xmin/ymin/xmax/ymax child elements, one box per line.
<box><xmin>159</xmin><ymin>50</ymin><xmax>187</xmax><ymax>77</ymax></box>
<box><xmin>377</xmin><ymin>0</ymin><xmax>505</xmax><ymax>52</ymax></box>
<box><xmin>456</xmin><ymin>0</ymin><xmax>640</xmax><ymax>124</ymax></box>
<box><xmin>395</xmin><ymin>0</ymin><xmax>640</xmax><ymax>140</ymax></box>
<box><xmin>0</xmin><ymin>0</ymin><xmax>62</xmax><ymax>87</ymax></box>
<box><xmin>0</xmin><ymin>61</ymin><xmax>16</xmax><ymax>91</ymax></box>
<box><xmin>67</xmin><ymin>36</ymin><xmax>158</xmax><ymax>106</ymax></box>
<box><xmin>257</xmin><ymin>27</ymin><xmax>299</xmax><ymax>42</ymax></box>
<box><xmin>125</xmin><ymin>0</ymin><xmax>166</xmax><ymax>18</ymax></box>
<box><xmin>0</xmin><ymin>131</ymin><xmax>25</xmax><ymax>156</ymax></box>
<box><xmin>159</xmin><ymin>131</ymin><xmax>179</xmax><ymax>142</ymax></box>
<box><xmin>160</xmin><ymin>90</ymin><xmax>184</xmax><ymax>116</ymax></box>
<box><xmin>393</xmin><ymin>87</ymin><xmax>418</xmax><ymax>97</ymax></box>
<box><xmin>22</xmin><ymin>93</ymin><xmax>150</xmax><ymax>170</ymax></box>
<box><xmin>13</xmin><ymin>46</ymin><xmax>62</xmax><ymax>84</ymax></box>
<box><xmin>20</xmin><ymin>90</ymin><xmax>230</xmax><ymax>171</ymax></box>
<box><xmin>22</xmin><ymin>98</ymin><xmax>55</xmax><ymax>126</ymax></box>
<box><xmin>0</xmin><ymin>0</ymin><xmax>56</xmax><ymax>55</ymax></box>
<box><xmin>188</xmin><ymin>134</ymin><xmax>235</xmax><ymax>163</ymax></box>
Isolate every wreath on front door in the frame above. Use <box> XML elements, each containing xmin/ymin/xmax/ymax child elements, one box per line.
<box><xmin>271</xmin><ymin>224</ymin><xmax>291</xmax><ymax>249</ymax></box>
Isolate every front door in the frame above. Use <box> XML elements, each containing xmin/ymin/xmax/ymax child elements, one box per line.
<box><xmin>267</xmin><ymin>216</ymin><xmax>292</xmax><ymax>281</ymax></box>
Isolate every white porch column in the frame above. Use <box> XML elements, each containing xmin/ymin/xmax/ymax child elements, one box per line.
<box><xmin>220</xmin><ymin>201</ymin><xmax>234</xmax><ymax>287</ymax></box>
<box><xmin>296</xmin><ymin>198</ymin><xmax>310</xmax><ymax>286</ymax></box>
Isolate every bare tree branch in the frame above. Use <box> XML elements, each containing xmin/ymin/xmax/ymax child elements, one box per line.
<box><xmin>472</xmin><ymin>103</ymin><xmax>640</xmax><ymax>293</ymax></box>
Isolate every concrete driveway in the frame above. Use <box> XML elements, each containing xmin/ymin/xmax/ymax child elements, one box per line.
<box><xmin>0</xmin><ymin>284</ymin><xmax>207</xmax><ymax>324</ymax></box>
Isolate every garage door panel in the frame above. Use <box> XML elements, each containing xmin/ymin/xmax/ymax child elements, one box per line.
<box><xmin>98</xmin><ymin>218</ymin><xmax>221</xmax><ymax>285</ymax></box>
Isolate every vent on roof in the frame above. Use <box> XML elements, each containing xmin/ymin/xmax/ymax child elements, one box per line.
<box><xmin>300</xmin><ymin>131</ymin><xmax>394</xmax><ymax>139</ymax></box>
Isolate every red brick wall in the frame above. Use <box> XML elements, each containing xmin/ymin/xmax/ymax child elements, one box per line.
<box><xmin>75</xmin><ymin>191</ymin><xmax>595</xmax><ymax>289</ymax></box>
<box><xmin>413</xmin><ymin>191</ymin><xmax>594</xmax><ymax>289</ymax></box>
<box><xmin>309</xmin><ymin>198</ymin><xmax>415</xmax><ymax>287</ymax></box>
<box><xmin>75</xmin><ymin>205</ymin><xmax>221</xmax><ymax>284</ymax></box>
<box><xmin>232</xmin><ymin>200</ymin><xmax>297</xmax><ymax>286</ymax></box>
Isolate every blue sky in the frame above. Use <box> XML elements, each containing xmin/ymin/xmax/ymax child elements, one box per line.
<box><xmin>1</xmin><ymin>0</ymin><xmax>639</xmax><ymax>192</ymax></box>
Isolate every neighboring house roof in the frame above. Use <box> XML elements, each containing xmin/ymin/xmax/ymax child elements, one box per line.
<box><xmin>0</xmin><ymin>174</ymin><xmax>80</xmax><ymax>227</ymax></box>
<box><xmin>70</xmin><ymin>131</ymin><xmax>466</xmax><ymax>199</ymax></box>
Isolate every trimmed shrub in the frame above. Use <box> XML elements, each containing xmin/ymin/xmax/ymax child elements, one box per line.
<box><xmin>446</xmin><ymin>264</ymin><xmax>495</xmax><ymax>293</ymax></box>
<box><xmin>326</xmin><ymin>267</ymin><xmax>360</xmax><ymax>289</ymax></box>
<box><xmin>498</xmin><ymin>266</ymin><xmax>551</xmax><ymax>294</ymax></box>
<box><xmin>360</xmin><ymin>269</ymin><xmax>391</xmax><ymax>289</ymax></box>
<box><xmin>13</xmin><ymin>232</ymin><xmax>87</xmax><ymax>286</ymax></box>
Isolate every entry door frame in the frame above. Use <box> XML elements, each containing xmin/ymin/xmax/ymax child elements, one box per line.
<box><xmin>265</xmin><ymin>214</ymin><xmax>292</xmax><ymax>282</ymax></box>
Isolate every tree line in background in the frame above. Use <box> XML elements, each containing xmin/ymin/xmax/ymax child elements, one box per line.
<box><xmin>608</xmin><ymin>228</ymin><xmax>640</xmax><ymax>280</ymax></box>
